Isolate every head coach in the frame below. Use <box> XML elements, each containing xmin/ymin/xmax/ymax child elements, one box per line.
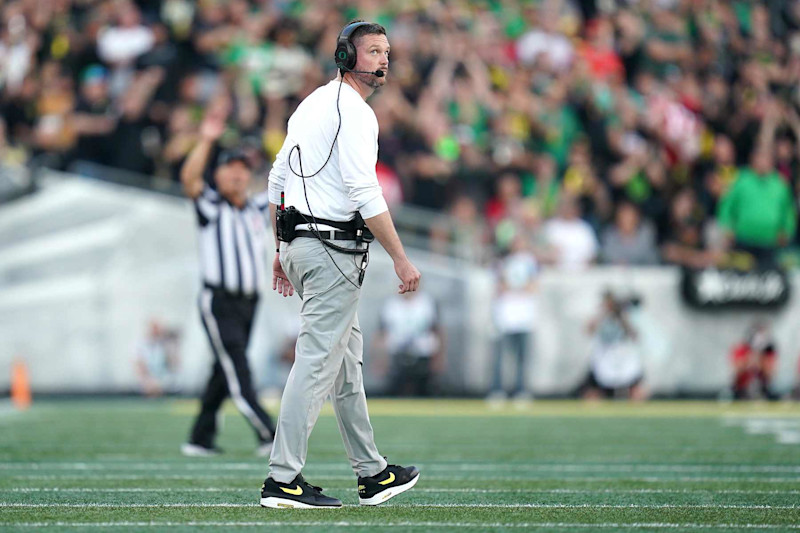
<box><xmin>260</xmin><ymin>20</ymin><xmax>421</xmax><ymax>509</ymax></box>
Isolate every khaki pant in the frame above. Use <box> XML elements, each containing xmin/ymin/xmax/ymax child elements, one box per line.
<box><xmin>268</xmin><ymin>237</ymin><xmax>386</xmax><ymax>483</ymax></box>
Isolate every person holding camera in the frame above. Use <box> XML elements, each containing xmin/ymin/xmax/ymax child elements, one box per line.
<box><xmin>582</xmin><ymin>290</ymin><xmax>647</xmax><ymax>400</ymax></box>
<box><xmin>260</xmin><ymin>20</ymin><xmax>421</xmax><ymax>509</ymax></box>
<box><xmin>730</xmin><ymin>322</ymin><xmax>778</xmax><ymax>400</ymax></box>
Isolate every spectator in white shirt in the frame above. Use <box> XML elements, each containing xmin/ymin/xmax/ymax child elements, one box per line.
<box><xmin>96</xmin><ymin>1</ymin><xmax>155</xmax><ymax>98</ymax></box>
<box><xmin>374</xmin><ymin>291</ymin><xmax>446</xmax><ymax>397</ymax></box>
<box><xmin>489</xmin><ymin>236</ymin><xmax>539</xmax><ymax>402</ymax></box>
<box><xmin>544</xmin><ymin>195</ymin><xmax>599</xmax><ymax>271</ymax></box>
<box><xmin>97</xmin><ymin>2</ymin><xmax>155</xmax><ymax>67</ymax></box>
<box><xmin>516</xmin><ymin>7</ymin><xmax>574</xmax><ymax>72</ymax></box>
<box><xmin>0</xmin><ymin>10</ymin><xmax>34</xmax><ymax>94</ymax></box>
<box><xmin>262</xmin><ymin>19</ymin><xmax>313</xmax><ymax>100</ymax></box>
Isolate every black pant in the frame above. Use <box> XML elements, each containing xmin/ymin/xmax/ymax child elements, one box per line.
<box><xmin>189</xmin><ymin>289</ymin><xmax>275</xmax><ymax>447</ymax></box>
<box><xmin>389</xmin><ymin>353</ymin><xmax>434</xmax><ymax>397</ymax></box>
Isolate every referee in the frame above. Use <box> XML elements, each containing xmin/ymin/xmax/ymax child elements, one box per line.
<box><xmin>179</xmin><ymin>111</ymin><xmax>277</xmax><ymax>457</ymax></box>
<box><xmin>259</xmin><ymin>20</ymin><xmax>420</xmax><ymax>509</ymax></box>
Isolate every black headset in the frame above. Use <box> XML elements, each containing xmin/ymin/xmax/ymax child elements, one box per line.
<box><xmin>334</xmin><ymin>21</ymin><xmax>385</xmax><ymax>77</ymax></box>
<box><xmin>335</xmin><ymin>21</ymin><xmax>369</xmax><ymax>72</ymax></box>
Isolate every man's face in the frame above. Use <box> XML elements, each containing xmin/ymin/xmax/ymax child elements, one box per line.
<box><xmin>713</xmin><ymin>135</ymin><xmax>734</xmax><ymax>165</ymax></box>
<box><xmin>616</xmin><ymin>204</ymin><xmax>639</xmax><ymax>234</ymax></box>
<box><xmin>353</xmin><ymin>33</ymin><xmax>390</xmax><ymax>89</ymax></box>
<box><xmin>559</xmin><ymin>198</ymin><xmax>579</xmax><ymax>220</ymax></box>
<box><xmin>215</xmin><ymin>161</ymin><xmax>251</xmax><ymax>201</ymax></box>
<box><xmin>82</xmin><ymin>80</ymin><xmax>108</xmax><ymax>103</ymax></box>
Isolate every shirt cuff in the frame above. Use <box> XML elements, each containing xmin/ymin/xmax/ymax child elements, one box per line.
<box><xmin>358</xmin><ymin>195</ymin><xmax>389</xmax><ymax>219</ymax></box>
<box><xmin>268</xmin><ymin>187</ymin><xmax>282</xmax><ymax>205</ymax></box>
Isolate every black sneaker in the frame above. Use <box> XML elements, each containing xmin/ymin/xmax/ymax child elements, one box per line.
<box><xmin>358</xmin><ymin>463</ymin><xmax>420</xmax><ymax>506</ymax></box>
<box><xmin>260</xmin><ymin>474</ymin><xmax>342</xmax><ymax>509</ymax></box>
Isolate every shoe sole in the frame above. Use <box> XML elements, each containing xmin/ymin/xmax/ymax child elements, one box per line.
<box><xmin>180</xmin><ymin>444</ymin><xmax>220</xmax><ymax>457</ymax></box>
<box><xmin>358</xmin><ymin>472</ymin><xmax>420</xmax><ymax>506</ymax></box>
<box><xmin>260</xmin><ymin>496</ymin><xmax>341</xmax><ymax>509</ymax></box>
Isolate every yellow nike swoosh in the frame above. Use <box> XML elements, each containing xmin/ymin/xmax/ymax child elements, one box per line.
<box><xmin>378</xmin><ymin>472</ymin><xmax>395</xmax><ymax>486</ymax></box>
<box><xmin>280</xmin><ymin>485</ymin><xmax>303</xmax><ymax>496</ymax></box>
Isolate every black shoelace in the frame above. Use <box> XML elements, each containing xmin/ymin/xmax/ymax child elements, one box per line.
<box><xmin>303</xmin><ymin>480</ymin><xmax>325</xmax><ymax>493</ymax></box>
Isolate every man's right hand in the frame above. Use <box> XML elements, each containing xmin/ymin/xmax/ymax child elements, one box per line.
<box><xmin>273</xmin><ymin>254</ymin><xmax>294</xmax><ymax>297</ymax></box>
<box><xmin>180</xmin><ymin>111</ymin><xmax>227</xmax><ymax>199</ymax></box>
<box><xmin>394</xmin><ymin>258</ymin><xmax>420</xmax><ymax>294</ymax></box>
<box><xmin>200</xmin><ymin>114</ymin><xmax>226</xmax><ymax>142</ymax></box>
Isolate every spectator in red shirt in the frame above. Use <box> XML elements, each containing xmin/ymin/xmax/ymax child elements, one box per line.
<box><xmin>579</xmin><ymin>18</ymin><xmax>624</xmax><ymax>82</ymax></box>
<box><xmin>486</xmin><ymin>172</ymin><xmax>522</xmax><ymax>229</ymax></box>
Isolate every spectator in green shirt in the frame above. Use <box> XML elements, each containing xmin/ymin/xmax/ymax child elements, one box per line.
<box><xmin>717</xmin><ymin>149</ymin><xmax>797</xmax><ymax>268</ymax></box>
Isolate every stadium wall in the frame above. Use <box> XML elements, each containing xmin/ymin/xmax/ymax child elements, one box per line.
<box><xmin>0</xmin><ymin>174</ymin><xmax>798</xmax><ymax>396</ymax></box>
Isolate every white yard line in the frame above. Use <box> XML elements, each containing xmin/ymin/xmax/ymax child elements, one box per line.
<box><xmin>725</xmin><ymin>418</ymin><xmax>800</xmax><ymax>446</ymax></box>
<box><xmin>1</xmin><ymin>522</ymin><xmax>799</xmax><ymax>530</ymax></box>
<box><xmin>409</xmin><ymin>503</ymin><xmax>799</xmax><ymax>509</ymax></box>
<box><xmin>2</xmin><ymin>462</ymin><xmax>800</xmax><ymax>473</ymax></box>
<box><xmin>4</xmin><ymin>487</ymin><xmax>800</xmax><ymax>495</ymax></box>
<box><xmin>6</xmin><ymin>474</ymin><xmax>800</xmax><ymax>483</ymax></box>
<box><xmin>0</xmin><ymin>503</ymin><xmax>796</xmax><ymax>510</ymax></box>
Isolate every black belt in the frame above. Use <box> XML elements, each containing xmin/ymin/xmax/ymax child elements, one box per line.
<box><xmin>295</xmin><ymin>230</ymin><xmax>358</xmax><ymax>241</ymax></box>
<box><xmin>297</xmin><ymin>215</ymin><xmax>356</xmax><ymax>232</ymax></box>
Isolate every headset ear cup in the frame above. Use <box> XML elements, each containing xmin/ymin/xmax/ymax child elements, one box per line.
<box><xmin>335</xmin><ymin>43</ymin><xmax>349</xmax><ymax>70</ymax></box>
<box><xmin>335</xmin><ymin>21</ymin><xmax>370</xmax><ymax>71</ymax></box>
<box><xmin>344</xmin><ymin>41</ymin><xmax>357</xmax><ymax>70</ymax></box>
<box><xmin>334</xmin><ymin>41</ymin><xmax>357</xmax><ymax>71</ymax></box>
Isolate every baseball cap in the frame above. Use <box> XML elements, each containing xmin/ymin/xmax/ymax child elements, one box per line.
<box><xmin>81</xmin><ymin>64</ymin><xmax>108</xmax><ymax>85</ymax></box>
<box><xmin>217</xmin><ymin>148</ymin><xmax>251</xmax><ymax>169</ymax></box>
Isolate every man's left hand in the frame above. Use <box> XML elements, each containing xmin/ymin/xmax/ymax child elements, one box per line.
<box><xmin>273</xmin><ymin>254</ymin><xmax>294</xmax><ymax>297</ymax></box>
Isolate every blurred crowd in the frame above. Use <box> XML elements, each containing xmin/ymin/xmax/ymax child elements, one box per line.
<box><xmin>2</xmin><ymin>0</ymin><xmax>800</xmax><ymax>268</ymax></box>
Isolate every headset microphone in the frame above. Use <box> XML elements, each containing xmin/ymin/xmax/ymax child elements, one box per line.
<box><xmin>345</xmin><ymin>68</ymin><xmax>385</xmax><ymax>77</ymax></box>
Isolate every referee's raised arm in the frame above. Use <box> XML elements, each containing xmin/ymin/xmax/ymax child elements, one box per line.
<box><xmin>180</xmin><ymin>114</ymin><xmax>224</xmax><ymax>199</ymax></box>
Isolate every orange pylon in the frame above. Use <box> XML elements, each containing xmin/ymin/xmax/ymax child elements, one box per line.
<box><xmin>11</xmin><ymin>358</ymin><xmax>32</xmax><ymax>410</ymax></box>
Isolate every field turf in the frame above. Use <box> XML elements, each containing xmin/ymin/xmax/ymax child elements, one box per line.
<box><xmin>1</xmin><ymin>399</ymin><xmax>799</xmax><ymax>532</ymax></box>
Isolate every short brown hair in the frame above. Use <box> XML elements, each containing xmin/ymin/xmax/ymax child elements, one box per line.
<box><xmin>346</xmin><ymin>19</ymin><xmax>387</xmax><ymax>46</ymax></box>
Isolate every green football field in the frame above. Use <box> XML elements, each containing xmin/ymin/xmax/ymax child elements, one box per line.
<box><xmin>1</xmin><ymin>399</ymin><xmax>799</xmax><ymax>532</ymax></box>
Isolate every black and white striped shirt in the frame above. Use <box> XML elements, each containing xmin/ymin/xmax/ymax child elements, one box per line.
<box><xmin>194</xmin><ymin>184</ymin><xmax>270</xmax><ymax>297</ymax></box>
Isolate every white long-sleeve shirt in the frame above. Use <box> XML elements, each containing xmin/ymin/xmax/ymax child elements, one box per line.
<box><xmin>267</xmin><ymin>79</ymin><xmax>388</xmax><ymax>222</ymax></box>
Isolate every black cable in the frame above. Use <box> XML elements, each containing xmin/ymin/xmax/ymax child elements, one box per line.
<box><xmin>286</xmin><ymin>76</ymin><xmax>368</xmax><ymax>289</ymax></box>
<box><xmin>287</xmin><ymin>77</ymin><xmax>345</xmax><ymax>180</ymax></box>
<box><xmin>298</xmin><ymin>147</ymin><xmax>365</xmax><ymax>290</ymax></box>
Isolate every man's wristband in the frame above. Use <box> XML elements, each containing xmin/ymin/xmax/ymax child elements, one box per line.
<box><xmin>276</xmin><ymin>248</ymin><xmax>280</xmax><ymax>253</ymax></box>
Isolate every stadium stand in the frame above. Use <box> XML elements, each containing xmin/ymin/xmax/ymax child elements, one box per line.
<box><xmin>1</xmin><ymin>0</ymin><xmax>798</xmax><ymax>268</ymax></box>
